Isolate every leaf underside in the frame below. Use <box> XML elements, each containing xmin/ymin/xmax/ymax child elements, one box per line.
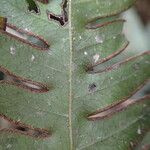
<box><xmin>0</xmin><ymin>0</ymin><xmax>149</xmax><ymax>150</ymax></box>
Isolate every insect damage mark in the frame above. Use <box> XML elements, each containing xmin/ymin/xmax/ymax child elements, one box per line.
<box><xmin>47</xmin><ymin>0</ymin><xmax>68</xmax><ymax>26</ymax></box>
<box><xmin>0</xmin><ymin>66</ymin><xmax>50</xmax><ymax>93</ymax></box>
<box><xmin>0</xmin><ymin>114</ymin><xmax>51</xmax><ymax>138</ymax></box>
<box><xmin>88</xmin><ymin>83</ymin><xmax>97</xmax><ymax>93</ymax></box>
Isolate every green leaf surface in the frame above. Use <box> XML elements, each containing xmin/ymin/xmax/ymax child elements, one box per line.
<box><xmin>0</xmin><ymin>0</ymin><xmax>149</xmax><ymax>150</ymax></box>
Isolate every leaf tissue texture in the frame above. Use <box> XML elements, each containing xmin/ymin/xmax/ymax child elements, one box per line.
<box><xmin>0</xmin><ymin>0</ymin><xmax>149</xmax><ymax>150</ymax></box>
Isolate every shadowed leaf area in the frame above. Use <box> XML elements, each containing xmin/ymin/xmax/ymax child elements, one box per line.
<box><xmin>0</xmin><ymin>0</ymin><xmax>149</xmax><ymax>150</ymax></box>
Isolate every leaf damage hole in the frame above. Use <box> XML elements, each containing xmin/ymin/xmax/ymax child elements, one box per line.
<box><xmin>15</xmin><ymin>126</ymin><xmax>29</xmax><ymax>132</ymax></box>
<box><xmin>47</xmin><ymin>0</ymin><xmax>68</xmax><ymax>26</ymax></box>
<box><xmin>0</xmin><ymin>17</ymin><xmax>50</xmax><ymax>50</ymax></box>
<box><xmin>0</xmin><ymin>71</ymin><xmax>5</xmax><ymax>80</ymax></box>
<box><xmin>88</xmin><ymin>81</ymin><xmax>150</xmax><ymax>121</ymax></box>
<box><xmin>0</xmin><ymin>66</ymin><xmax>50</xmax><ymax>93</ymax></box>
<box><xmin>26</xmin><ymin>0</ymin><xmax>40</xmax><ymax>14</ymax></box>
<box><xmin>0</xmin><ymin>114</ymin><xmax>51</xmax><ymax>139</ymax></box>
<box><xmin>48</xmin><ymin>14</ymin><xmax>65</xmax><ymax>26</ymax></box>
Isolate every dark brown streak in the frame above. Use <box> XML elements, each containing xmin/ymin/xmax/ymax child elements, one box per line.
<box><xmin>47</xmin><ymin>0</ymin><xmax>68</xmax><ymax>26</ymax></box>
<box><xmin>0</xmin><ymin>114</ymin><xmax>51</xmax><ymax>139</ymax></box>
<box><xmin>86</xmin><ymin>19</ymin><xmax>126</xmax><ymax>29</ymax></box>
<box><xmin>0</xmin><ymin>18</ymin><xmax>50</xmax><ymax>50</ymax></box>
<box><xmin>0</xmin><ymin>66</ymin><xmax>50</xmax><ymax>93</ymax></box>
<box><xmin>88</xmin><ymin>51</ymin><xmax>150</xmax><ymax>74</ymax></box>
<box><xmin>87</xmin><ymin>41</ymin><xmax>129</xmax><ymax>72</ymax></box>
<box><xmin>0</xmin><ymin>17</ymin><xmax>7</xmax><ymax>31</ymax></box>
<box><xmin>62</xmin><ymin>0</ymin><xmax>68</xmax><ymax>22</ymax></box>
<box><xmin>88</xmin><ymin>95</ymin><xmax>150</xmax><ymax>121</ymax></box>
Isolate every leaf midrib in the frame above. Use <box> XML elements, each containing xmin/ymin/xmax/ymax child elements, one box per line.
<box><xmin>68</xmin><ymin>0</ymin><xmax>73</xmax><ymax>150</ymax></box>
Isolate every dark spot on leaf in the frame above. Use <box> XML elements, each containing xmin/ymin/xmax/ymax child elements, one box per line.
<box><xmin>15</xmin><ymin>126</ymin><xmax>28</xmax><ymax>132</ymax></box>
<box><xmin>0</xmin><ymin>71</ymin><xmax>5</xmax><ymax>80</ymax></box>
<box><xmin>88</xmin><ymin>83</ymin><xmax>97</xmax><ymax>93</ymax></box>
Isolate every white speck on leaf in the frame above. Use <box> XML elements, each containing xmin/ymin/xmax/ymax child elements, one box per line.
<box><xmin>84</xmin><ymin>51</ymin><xmax>88</xmax><ymax>55</ymax></box>
<box><xmin>95</xmin><ymin>35</ymin><xmax>104</xmax><ymax>43</ymax></box>
<box><xmin>17</xmin><ymin>118</ymin><xmax>20</xmax><ymax>121</ymax></box>
<box><xmin>97</xmin><ymin>136</ymin><xmax>101</xmax><ymax>140</ymax></box>
<box><xmin>31</xmin><ymin>55</ymin><xmax>35</xmax><ymax>61</ymax></box>
<box><xmin>48</xmin><ymin>50</ymin><xmax>52</xmax><ymax>55</ymax></box>
<box><xmin>25</xmin><ymin>28</ymin><xmax>29</xmax><ymax>31</ymax></box>
<box><xmin>6</xmin><ymin>144</ymin><xmax>12</xmax><ymax>149</ymax></box>
<box><xmin>130</xmin><ymin>142</ymin><xmax>134</xmax><ymax>147</ymax></box>
<box><xmin>10</xmin><ymin>47</ymin><xmax>16</xmax><ymax>55</ymax></box>
<box><xmin>145</xmin><ymin>60</ymin><xmax>149</xmax><ymax>64</ymax></box>
<box><xmin>113</xmin><ymin>36</ymin><xmax>116</xmax><ymax>39</ymax></box>
<box><xmin>47</xmin><ymin>101</ymin><xmax>51</xmax><ymax>106</ymax></box>
<box><xmin>137</xmin><ymin>127</ymin><xmax>141</xmax><ymax>134</ymax></box>
<box><xmin>108</xmin><ymin>2</ymin><xmax>112</xmax><ymax>6</ymax></box>
<box><xmin>36</xmin><ymin>111</ymin><xmax>45</xmax><ymax>117</ymax></box>
<box><xmin>93</xmin><ymin>54</ymin><xmax>100</xmax><ymax>62</ymax></box>
<box><xmin>71</xmin><ymin>63</ymin><xmax>77</xmax><ymax>72</ymax></box>
<box><xmin>79</xmin><ymin>36</ymin><xmax>82</xmax><ymax>39</ymax></box>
